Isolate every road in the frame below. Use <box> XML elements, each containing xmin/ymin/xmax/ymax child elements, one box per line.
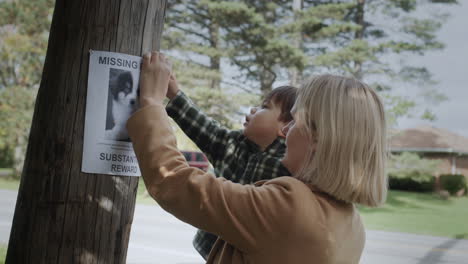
<box><xmin>1</xmin><ymin>189</ymin><xmax>467</xmax><ymax>263</ymax></box>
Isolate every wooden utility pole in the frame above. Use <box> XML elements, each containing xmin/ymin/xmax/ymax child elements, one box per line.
<box><xmin>6</xmin><ymin>1</ymin><xmax>167</xmax><ymax>263</ymax></box>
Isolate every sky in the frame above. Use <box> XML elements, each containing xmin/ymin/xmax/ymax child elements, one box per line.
<box><xmin>173</xmin><ymin>1</ymin><xmax>468</xmax><ymax>137</ymax></box>
<box><xmin>397</xmin><ymin>0</ymin><xmax>468</xmax><ymax>137</ymax></box>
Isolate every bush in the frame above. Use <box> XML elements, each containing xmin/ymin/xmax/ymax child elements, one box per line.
<box><xmin>437</xmin><ymin>190</ymin><xmax>450</xmax><ymax>200</ymax></box>
<box><xmin>386</xmin><ymin>152</ymin><xmax>439</xmax><ymax>192</ymax></box>
<box><xmin>389</xmin><ymin>173</ymin><xmax>435</xmax><ymax>192</ymax></box>
<box><xmin>439</xmin><ymin>174</ymin><xmax>467</xmax><ymax>195</ymax></box>
<box><xmin>0</xmin><ymin>147</ymin><xmax>14</xmax><ymax>168</ymax></box>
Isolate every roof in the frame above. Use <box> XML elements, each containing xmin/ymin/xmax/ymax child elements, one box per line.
<box><xmin>389</xmin><ymin>125</ymin><xmax>468</xmax><ymax>155</ymax></box>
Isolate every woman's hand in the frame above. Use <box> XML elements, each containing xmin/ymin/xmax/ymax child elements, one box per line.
<box><xmin>139</xmin><ymin>51</ymin><xmax>172</xmax><ymax>107</ymax></box>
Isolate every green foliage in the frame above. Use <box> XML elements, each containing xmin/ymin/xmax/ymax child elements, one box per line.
<box><xmin>165</xmin><ymin>0</ymin><xmax>454</xmax><ymax>123</ymax></box>
<box><xmin>302</xmin><ymin>0</ymin><xmax>452</xmax><ymax>123</ymax></box>
<box><xmin>0</xmin><ymin>86</ymin><xmax>37</xmax><ymax>148</ymax></box>
<box><xmin>387</xmin><ymin>152</ymin><xmax>440</xmax><ymax>178</ymax></box>
<box><xmin>0</xmin><ymin>148</ymin><xmax>14</xmax><ymax>168</ymax></box>
<box><xmin>164</xmin><ymin>0</ymin><xmax>225</xmax><ymax>90</ymax></box>
<box><xmin>0</xmin><ymin>0</ymin><xmax>54</xmax><ymax>90</ymax></box>
<box><xmin>439</xmin><ymin>174</ymin><xmax>467</xmax><ymax>195</ymax></box>
<box><xmin>166</xmin><ymin>0</ymin><xmax>314</xmax><ymax>94</ymax></box>
<box><xmin>187</xmin><ymin>86</ymin><xmax>255</xmax><ymax>128</ymax></box>
<box><xmin>0</xmin><ymin>0</ymin><xmax>455</xmax><ymax>176</ymax></box>
<box><xmin>429</xmin><ymin>0</ymin><xmax>458</xmax><ymax>3</ymax></box>
<box><xmin>0</xmin><ymin>0</ymin><xmax>54</xmax><ymax>176</ymax></box>
<box><xmin>218</xmin><ymin>1</ymin><xmax>307</xmax><ymax>94</ymax></box>
<box><xmin>388</xmin><ymin>0</ymin><xmax>417</xmax><ymax>11</ymax></box>
<box><xmin>387</xmin><ymin>152</ymin><xmax>440</xmax><ymax>192</ymax></box>
<box><xmin>167</xmin><ymin>57</ymin><xmax>257</xmax><ymax>128</ymax></box>
<box><xmin>389</xmin><ymin>175</ymin><xmax>435</xmax><ymax>192</ymax></box>
<box><xmin>164</xmin><ymin>1</ymin><xmax>258</xmax><ymax>126</ymax></box>
<box><xmin>0</xmin><ymin>85</ymin><xmax>37</xmax><ymax>177</ymax></box>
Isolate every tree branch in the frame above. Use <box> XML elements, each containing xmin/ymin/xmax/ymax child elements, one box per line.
<box><xmin>171</xmin><ymin>24</ymin><xmax>211</xmax><ymax>42</ymax></box>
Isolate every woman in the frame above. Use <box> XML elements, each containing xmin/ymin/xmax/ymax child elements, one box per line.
<box><xmin>127</xmin><ymin>52</ymin><xmax>388</xmax><ymax>263</ymax></box>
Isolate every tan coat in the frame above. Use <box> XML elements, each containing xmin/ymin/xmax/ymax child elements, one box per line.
<box><xmin>127</xmin><ymin>105</ymin><xmax>365</xmax><ymax>264</ymax></box>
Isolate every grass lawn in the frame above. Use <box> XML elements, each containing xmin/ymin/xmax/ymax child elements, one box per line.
<box><xmin>0</xmin><ymin>169</ymin><xmax>12</xmax><ymax>175</ymax></box>
<box><xmin>0</xmin><ymin>177</ymin><xmax>19</xmax><ymax>191</ymax></box>
<box><xmin>358</xmin><ymin>190</ymin><xmax>468</xmax><ymax>239</ymax></box>
<box><xmin>0</xmin><ymin>244</ymin><xmax>6</xmax><ymax>264</ymax></box>
<box><xmin>135</xmin><ymin>179</ymin><xmax>155</xmax><ymax>204</ymax></box>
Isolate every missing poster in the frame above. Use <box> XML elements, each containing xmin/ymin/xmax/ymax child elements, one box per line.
<box><xmin>82</xmin><ymin>50</ymin><xmax>142</xmax><ymax>176</ymax></box>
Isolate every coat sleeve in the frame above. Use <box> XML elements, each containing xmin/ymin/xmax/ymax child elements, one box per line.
<box><xmin>165</xmin><ymin>91</ymin><xmax>240</xmax><ymax>165</ymax></box>
<box><xmin>127</xmin><ymin>105</ymin><xmax>294</xmax><ymax>253</ymax></box>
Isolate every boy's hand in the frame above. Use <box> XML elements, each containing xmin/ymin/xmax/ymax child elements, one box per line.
<box><xmin>139</xmin><ymin>51</ymin><xmax>172</xmax><ymax>107</ymax></box>
<box><xmin>167</xmin><ymin>73</ymin><xmax>180</xmax><ymax>100</ymax></box>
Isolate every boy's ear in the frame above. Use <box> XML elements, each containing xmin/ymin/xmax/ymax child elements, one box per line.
<box><xmin>277</xmin><ymin>122</ymin><xmax>287</xmax><ymax>138</ymax></box>
<box><xmin>278</xmin><ymin>129</ymin><xmax>286</xmax><ymax>138</ymax></box>
<box><xmin>278</xmin><ymin>128</ymin><xmax>286</xmax><ymax>138</ymax></box>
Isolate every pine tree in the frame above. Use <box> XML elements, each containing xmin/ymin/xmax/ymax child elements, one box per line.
<box><xmin>164</xmin><ymin>0</ymin><xmax>251</xmax><ymax>127</ymax></box>
<box><xmin>215</xmin><ymin>0</ymin><xmax>306</xmax><ymax>95</ymax></box>
<box><xmin>298</xmin><ymin>0</ymin><xmax>455</xmax><ymax>123</ymax></box>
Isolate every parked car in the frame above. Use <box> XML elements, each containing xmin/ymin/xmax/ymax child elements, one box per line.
<box><xmin>181</xmin><ymin>151</ymin><xmax>210</xmax><ymax>171</ymax></box>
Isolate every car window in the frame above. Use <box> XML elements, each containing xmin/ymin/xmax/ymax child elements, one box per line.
<box><xmin>182</xmin><ymin>152</ymin><xmax>191</xmax><ymax>161</ymax></box>
<box><xmin>195</xmin><ymin>153</ymin><xmax>206</xmax><ymax>162</ymax></box>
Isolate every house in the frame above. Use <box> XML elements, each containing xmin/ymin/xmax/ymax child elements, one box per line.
<box><xmin>389</xmin><ymin>125</ymin><xmax>468</xmax><ymax>177</ymax></box>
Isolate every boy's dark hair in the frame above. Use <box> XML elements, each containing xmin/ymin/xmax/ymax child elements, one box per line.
<box><xmin>263</xmin><ymin>85</ymin><xmax>298</xmax><ymax>122</ymax></box>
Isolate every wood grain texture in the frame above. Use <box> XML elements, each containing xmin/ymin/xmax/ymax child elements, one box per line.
<box><xmin>6</xmin><ymin>1</ymin><xmax>167</xmax><ymax>263</ymax></box>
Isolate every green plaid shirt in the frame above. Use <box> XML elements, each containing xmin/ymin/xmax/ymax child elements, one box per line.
<box><xmin>166</xmin><ymin>91</ymin><xmax>291</xmax><ymax>260</ymax></box>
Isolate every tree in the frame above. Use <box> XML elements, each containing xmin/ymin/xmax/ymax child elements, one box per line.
<box><xmin>299</xmin><ymin>0</ymin><xmax>456</xmax><ymax>123</ymax></box>
<box><xmin>165</xmin><ymin>0</ymin><xmax>224</xmax><ymax>90</ymax></box>
<box><xmin>0</xmin><ymin>85</ymin><xmax>37</xmax><ymax>177</ymax></box>
<box><xmin>387</xmin><ymin>152</ymin><xmax>440</xmax><ymax>180</ymax></box>
<box><xmin>215</xmin><ymin>0</ymin><xmax>306</xmax><ymax>95</ymax></box>
<box><xmin>0</xmin><ymin>0</ymin><xmax>54</xmax><ymax>90</ymax></box>
<box><xmin>164</xmin><ymin>0</ymin><xmax>454</xmax><ymax>126</ymax></box>
<box><xmin>163</xmin><ymin>56</ymin><xmax>249</xmax><ymax>127</ymax></box>
<box><xmin>164</xmin><ymin>0</ymin><xmax>307</xmax><ymax>99</ymax></box>
<box><xmin>387</xmin><ymin>152</ymin><xmax>441</xmax><ymax>192</ymax></box>
<box><xmin>0</xmin><ymin>0</ymin><xmax>54</xmax><ymax>177</ymax></box>
<box><xmin>164</xmin><ymin>0</ymin><xmax>242</xmax><ymax>127</ymax></box>
<box><xmin>7</xmin><ymin>1</ymin><xmax>167</xmax><ymax>263</ymax></box>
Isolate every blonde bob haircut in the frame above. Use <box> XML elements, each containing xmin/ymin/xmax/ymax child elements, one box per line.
<box><xmin>294</xmin><ymin>74</ymin><xmax>388</xmax><ymax>207</ymax></box>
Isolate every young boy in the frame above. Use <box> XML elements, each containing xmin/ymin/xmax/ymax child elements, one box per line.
<box><xmin>165</xmin><ymin>75</ymin><xmax>297</xmax><ymax>260</ymax></box>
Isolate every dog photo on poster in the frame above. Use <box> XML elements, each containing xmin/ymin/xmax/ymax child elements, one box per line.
<box><xmin>105</xmin><ymin>68</ymin><xmax>138</xmax><ymax>141</ymax></box>
<box><xmin>82</xmin><ymin>50</ymin><xmax>142</xmax><ymax>177</ymax></box>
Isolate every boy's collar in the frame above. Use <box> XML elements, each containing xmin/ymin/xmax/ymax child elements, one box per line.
<box><xmin>265</xmin><ymin>137</ymin><xmax>286</xmax><ymax>154</ymax></box>
<box><xmin>239</xmin><ymin>134</ymin><xmax>286</xmax><ymax>154</ymax></box>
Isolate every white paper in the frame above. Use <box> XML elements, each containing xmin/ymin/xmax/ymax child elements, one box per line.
<box><xmin>82</xmin><ymin>50</ymin><xmax>142</xmax><ymax>176</ymax></box>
